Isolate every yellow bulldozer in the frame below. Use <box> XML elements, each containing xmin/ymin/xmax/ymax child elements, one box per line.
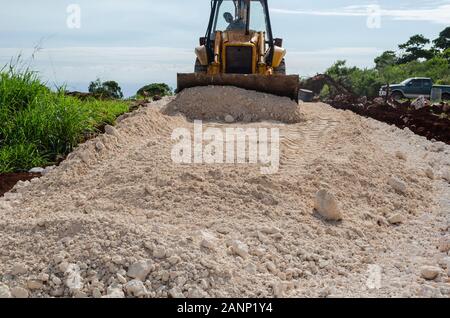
<box><xmin>177</xmin><ymin>0</ymin><xmax>300</xmax><ymax>102</ymax></box>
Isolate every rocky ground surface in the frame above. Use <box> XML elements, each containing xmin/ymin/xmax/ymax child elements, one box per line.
<box><xmin>0</xmin><ymin>87</ymin><xmax>449</xmax><ymax>298</ymax></box>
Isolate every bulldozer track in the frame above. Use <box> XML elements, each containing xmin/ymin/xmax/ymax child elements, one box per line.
<box><xmin>280</xmin><ymin>117</ymin><xmax>339</xmax><ymax>173</ymax></box>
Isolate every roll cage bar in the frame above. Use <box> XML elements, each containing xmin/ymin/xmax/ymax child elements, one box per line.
<box><xmin>204</xmin><ymin>0</ymin><xmax>275</xmax><ymax>66</ymax></box>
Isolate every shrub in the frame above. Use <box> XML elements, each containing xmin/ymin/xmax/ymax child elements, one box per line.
<box><xmin>136</xmin><ymin>83</ymin><xmax>172</xmax><ymax>98</ymax></box>
<box><xmin>0</xmin><ymin>66</ymin><xmax>129</xmax><ymax>172</ymax></box>
<box><xmin>88</xmin><ymin>79</ymin><xmax>124</xmax><ymax>99</ymax></box>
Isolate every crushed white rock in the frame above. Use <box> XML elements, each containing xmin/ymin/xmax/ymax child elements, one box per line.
<box><xmin>0</xmin><ymin>100</ymin><xmax>447</xmax><ymax>298</ymax></box>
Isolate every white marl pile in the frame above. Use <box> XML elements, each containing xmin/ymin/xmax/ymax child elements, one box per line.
<box><xmin>0</xmin><ymin>86</ymin><xmax>449</xmax><ymax>298</ymax></box>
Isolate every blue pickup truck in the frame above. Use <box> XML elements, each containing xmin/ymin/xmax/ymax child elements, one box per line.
<box><xmin>379</xmin><ymin>77</ymin><xmax>450</xmax><ymax>101</ymax></box>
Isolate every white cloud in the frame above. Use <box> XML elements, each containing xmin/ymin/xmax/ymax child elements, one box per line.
<box><xmin>271</xmin><ymin>4</ymin><xmax>450</xmax><ymax>24</ymax></box>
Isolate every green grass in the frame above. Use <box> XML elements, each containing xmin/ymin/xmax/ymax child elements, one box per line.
<box><xmin>0</xmin><ymin>66</ymin><xmax>129</xmax><ymax>173</ymax></box>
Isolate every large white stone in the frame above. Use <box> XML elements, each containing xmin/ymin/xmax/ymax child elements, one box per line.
<box><xmin>388</xmin><ymin>214</ymin><xmax>406</xmax><ymax>225</ymax></box>
<box><xmin>27</xmin><ymin>279</ymin><xmax>43</xmax><ymax>290</ymax></box>
<box><xmin>29</xmin><ymin>167</ymin><xmax>44</xmax><ymax>174</ymax></box>
<box><xmin>314</xmin><ymin>189</ymin><xmax>342</xmax><ymax>221</ymax></box>
<box><xmin>231</xmin><ymin>240</ymin><xmax>249</xmax><ymax>259</ymax></box>
<box><xmin>388</xmin><ymin>177</ymin><xmax>407</xmax><ymax>194</ymax></box>
<box><xmin>224</xmin><ymin>115</ymin><xmax>235</xmax><ymax>123</ymax></box>
<box><xmin>105</xmin><ymin>125</ymin><xmax>120</xmax><ymax>137</ymax></box>
<box><xmin>411</xmin><ymin>96</ymin><xmax>427</xmax><ymax>110</ymax></box>
<box><xmin>200</xmin><ymin>230</ymin><xmax>217</xmax><ymax>250</ymax></box>
<box><xmin>0</xmin><ymin>284</ymin><xmax>11</xmax><ymax>298</ymax></box>
<box><xmin>124</xmin><ymin>280</ymin><xmax>148</xmax><ymax>297</ymax></box>
<box><xmin>11</xmin><ymin>286</ymin><xmax>29</xmax><ymax>298</ymax></box>
<box><xmin>127</xmin><ymin>260</ymin><xmax>152</xmax><ymax>281</ymax></box>
<box><xmin>421</xmin><ymin>266</ymin><xmax>441</xmax><ymax>280</ymax></box>
<box><xmin>65</xmin><ymin>264</ymin><xmax>83</xmax><ymax>293</ymax></box>
<box><xmin>425</xmin><ymin>167</ymin><xmax>435</xmax><ymax>180</ymax></box>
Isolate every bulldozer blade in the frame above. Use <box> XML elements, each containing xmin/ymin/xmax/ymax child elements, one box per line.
<box><xmin>177</xmin><ymin>73</ymin><xmax>300</xmax><ymax>102</ymax></box>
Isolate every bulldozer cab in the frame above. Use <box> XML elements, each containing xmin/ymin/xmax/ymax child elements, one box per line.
<box><xmin>205</xmin><ymin>0</ymin><xmax>275</xmax><ymax>66</ymax></box>
<box><xmin>177</xmin><ymin>0</ymin><xmax>300</xmax><ymax>102</ymax></box>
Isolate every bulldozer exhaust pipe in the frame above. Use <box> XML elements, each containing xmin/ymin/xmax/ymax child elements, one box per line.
<box><xmin>177</xmin><ymin>73</ymin><xmax>300</xmax><ymax>103</ymax></box>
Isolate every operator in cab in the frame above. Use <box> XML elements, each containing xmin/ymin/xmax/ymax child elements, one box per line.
<box><xmin>224</xmin><ymin>12</ymin><xmax>245</xmax><ymax>31</ymax></box>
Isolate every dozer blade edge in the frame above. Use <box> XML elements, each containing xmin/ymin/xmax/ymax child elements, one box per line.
<box><xmin>177</xmin><ymin>73</ymin><xmax>300</xmax><ymax>103</ymax></box>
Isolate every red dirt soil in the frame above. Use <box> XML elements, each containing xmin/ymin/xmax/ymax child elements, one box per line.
<box><xmin>0</xmin><ymin>173</ymin><xmax>41</xmax><ymax>197</ymax></box>
<box><xmin>328</xmin><ymin>98</ymin><xmax>450</xmax><ymax>144</ymax></box>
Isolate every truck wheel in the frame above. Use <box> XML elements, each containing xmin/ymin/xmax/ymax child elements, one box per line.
<box><xmin>442</xmin><ymin>93</ymin><xmax>450</xmax><ymax>101</ymax></box>
<box><xmin>194</xmin><ymin>58</ymin><xmax>207</xmax><ymax>73</ymax></box>
<box><xmin>273</xmin><ymin>59</ymin><xmax>286</xmax><ymax>75</ymax></box>
<box><xmin>390</xmin><ymin>91</ymin><xmax>404</xmax><ymax>101</ymax></box>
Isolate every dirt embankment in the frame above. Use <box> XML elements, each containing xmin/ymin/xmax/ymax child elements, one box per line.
<box><xmin>327</xmin><ymin>96</ymin><xmax>450</xmax><ymax>144</ymax></box>
<box><xmin>0</xmin><ymin>88</ymin><xmax>449</xmax><ymax>299</ymax></box>
<box><xmin>301</xmin><ymin>74</ymin><xmax>450</xmax><ymax>144</ymax></box>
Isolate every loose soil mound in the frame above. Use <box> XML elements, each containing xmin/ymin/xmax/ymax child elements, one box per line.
<box><xmin>162</xmin><ymin>86</ymin><xmax>305</xmax><ymax>123</ymax></box>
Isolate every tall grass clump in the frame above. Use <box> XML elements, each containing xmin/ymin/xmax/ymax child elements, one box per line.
<box><xmin>0</xmin><ymin>63</ymin><xmax>129</xmax><ymax>173</ymax></box>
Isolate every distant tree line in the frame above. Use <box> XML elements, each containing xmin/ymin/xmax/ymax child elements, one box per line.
<box><xmin>322</xmin><ymin>27</ymin><xmax>450</xmax><ymax>98</ymax></box>
<box><xmin>87</xmin><ymin>79</ymin><xmax>173</xmax><ymax>100</ymax></box>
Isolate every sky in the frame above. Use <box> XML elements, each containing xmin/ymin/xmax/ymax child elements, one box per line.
<box><xmin>0</xmin><ymin>0</ymin><xmax>449</xmax><ymax>96</ymax></box>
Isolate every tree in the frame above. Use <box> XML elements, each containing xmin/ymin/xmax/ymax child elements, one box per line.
<box><xmin>443</xmin><ymin>48</ymin><xmax>450</xmax><ymax>62</ymax></box>
<box><xmin>398</xmin><ymin>34</ymin><xmax>434</xmax><ymax>63</ymax></box>
<box><xmin>136</xmin><ymin>83</ymin><xmax>172</xmax><ymax>98</ymax></box>
<box><xmin>374</xmin><ymin>51</ymin><xmax>397</xmax><ymax>70</ymax></box>
<box><xmin>433</xmin><ymin>27</ymin><xmax>450</xmax><ymax>51</ymax></box>
<box><xmin>88</xmin><ymin>79</ymin><xmax>123</xmax><ymax>99</ymax></box>
<box><xmin>325</xmin><ymin>60</ymin><xmax>353</xmax><ymax>90</ymax></box>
